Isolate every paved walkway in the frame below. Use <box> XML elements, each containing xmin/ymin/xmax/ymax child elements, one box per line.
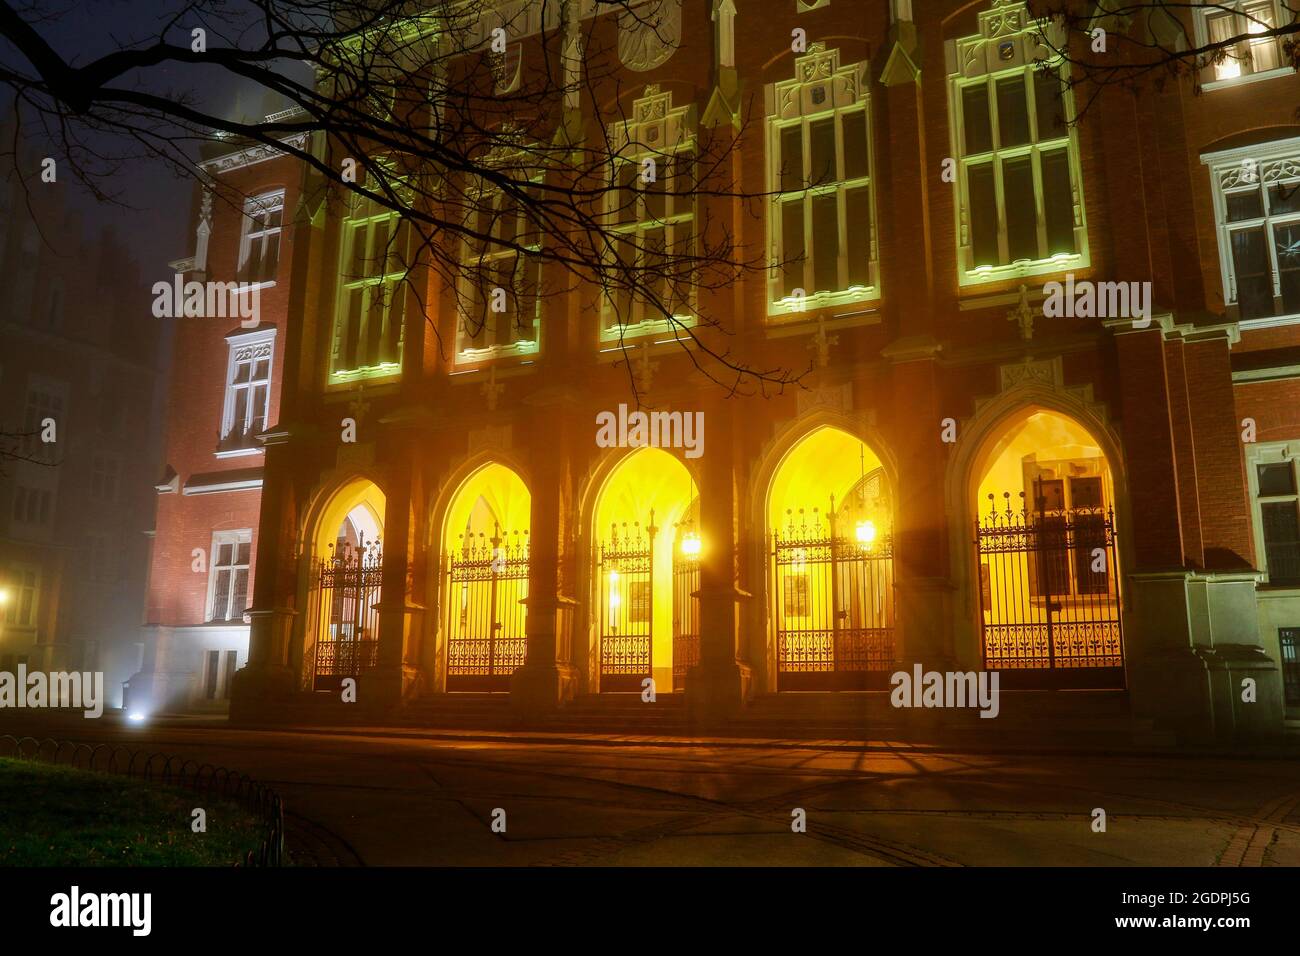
<box><xmin>6</xmin><ymin>715</ymin><xmax>1300</xmax><ymax>866</ymax></box>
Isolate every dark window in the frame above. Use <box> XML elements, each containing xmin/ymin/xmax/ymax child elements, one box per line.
<box><xmin>1280</xmin><ymin>628</ymin><xmax>1300</xmax><ymax>707</ymax></box>
<box><xmin>204</xmin><ymin>650</ymin><xmax>220</xmax><ymax>699</ymax></box>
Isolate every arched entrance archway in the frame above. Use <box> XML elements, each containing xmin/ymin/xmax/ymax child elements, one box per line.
<box><xmin>767</xmin><ymin>426</ymin><xmax>895</xmax><ymax>690</ymax></box>
<box><xmin>441</xmin><ymin>463</ymin><xmax>531</xmax><ymax>692</ymax></box>
<box><xmin>306</xmin><ymin>478</ymin><xmax>385</xmax><ymax>692</ymax></box>
<box><xmin>591</xmin><ymin>447</ymin><xmax>698</xmax><ymax>693</ymax></box>
<box><xmin>970</xmin><ymin>408</ymin><xmax>1125</xmax><ymax>688</ymax></box>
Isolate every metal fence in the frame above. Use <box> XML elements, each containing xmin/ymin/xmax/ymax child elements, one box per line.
<box><xmin>446</xmin><ymin>525</ymin><xmax>530</xmax><ymax>691</ymax></box>
<box><xmin>312</xmin><ymin>537</ymin><xmax>383</xmax><ymax>691</ymax></box>
<box><xmin>0</xmin><ymin>734</ymin><xmax>284</xmax><ymax>866</ymax></box>
<box><xmin>598</xmin><ymin>518</ymin><xmax>656</xmax><ymax>692</ymax></box>
<box><xmin>771</xmin><ymin>505</ymin><xmax>896</xmax><ymax>690</ymax></box>
<box><xmin>975</xmin><ymin>490</ymin><xmax>1124</xmax><ymax>688</ymax></box>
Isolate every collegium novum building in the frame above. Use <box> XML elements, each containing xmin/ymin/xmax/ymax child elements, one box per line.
<box><xmin>143</xmin><ymin>0</ymin><xmax>1300</xmax><ymax>741</ymax></box>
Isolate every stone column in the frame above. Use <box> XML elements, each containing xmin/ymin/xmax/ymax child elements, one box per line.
<box><xmin>685</xmin><ymin>397</ymin><xmax>752</xmax><ymax>721</ymax></box>
<box><xmin>230</xmin><ymin>438</ymin><xmax>300</xmax><ymax>720</ymax></box>
<box><xmin>511</xmin><ymin>393</ymin><xmax>581</xmax><ymax>716</ymax></box>
<box><xmin>1111</xmin><ymin>326</ymin><xmax>1215</xmax><ymax>739</ymax></box>
<box><xmin>366</xmin><ymin>444</ymin><xmax>424</xmax><ymax>708</ymax></box>
<box><xmin>1184</xmin><ymin>332</ymin><xmax>1279</xmax><ymax>737</ymax></box>
<box><xmin>877</xmin><ymin>9</ymin><xmax>954</xmax><ymax>689</ymax></box>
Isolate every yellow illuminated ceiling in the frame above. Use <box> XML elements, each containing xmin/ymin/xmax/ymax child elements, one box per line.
<box><xmin>768</xmin><ymin>426</ymin><xmax>884</xmax><ymax>532</ymax></box>
<box><xmin>975</xmin><ymin>409</ymin><xmax>1109</xmax><ymax>515</ymax></box>
<box><xmin>314</xmin><ymin>478</ymin><xmax>386</xmax><ymax>557</ymax></box>
<box><xmin>444</xmin><ymin>463</ymin><xmax>531</xmax><ymax>552</ymax></box>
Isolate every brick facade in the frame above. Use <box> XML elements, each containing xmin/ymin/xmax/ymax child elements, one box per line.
<box><xmin>213</xmin><ymin>0</ymin><xmax>1300</xmax><ymax>739</ymax></box>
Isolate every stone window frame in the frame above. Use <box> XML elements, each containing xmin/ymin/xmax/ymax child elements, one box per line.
<box><xmin>207</xmin><ymin>529</ymin><xmax>253</xmax><ymax>624</ymax></box>
<box><xmin>235</xmin><ymin>189</ymin><xmax>284</xmax><ymax>287</ymax></box>
<box><xmin>1193</xmin><ymin>0</ymin><xmax>1299</xmax><ymax>91</ymax></box>
<box><xmin>1</xmin><ymin>563</ymin><xmax>39</xmax><ymax>629</ymax></box>
<box><xmin>328</xmin><ymin>173</ymin><xmax>412</xmax><ymax>386</ymax></box>
<box><xmin>454</xmin><ymin>159</ymin><xmax>545</xmax><ymax>367</ymax></box>
<box><xmin>602</xmin><ymin>84</ymin><xmax>699</xmax><ymax>343</ymax></box>
<box><xmin>219</xmin><ymin>326</ymin><xmax>276</xmax><ymax>455</ymax></box>
<box><xmin>945</xmin><ymin>0</ymin><xmax>1090</xmax><ymax>289</ymax></box>
<box><xmin>765</xmin><ymin>43</ymin><xmax>880</xmax><ymax>319</ymax></box>
<box><xmin>1202</xmin><ymin>136</ymin><xmax>1300</xmax><ymax>329</ymax></box>
<box><xmin>1246</xmin><ymin>439</ymin><xmax>1300</xmax><ymax>588</ymax></box>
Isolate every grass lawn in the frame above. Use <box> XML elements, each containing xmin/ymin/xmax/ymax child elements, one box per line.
<box><xmin>0</xmin><ymin>758</ymin><xmax>266</xmax><ymax>866</ymax></box>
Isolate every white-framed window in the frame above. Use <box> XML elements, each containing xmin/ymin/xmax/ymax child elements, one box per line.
<box><xmin>767</xmin><ymin>43</ymin><xmax>878</xmax><ymax>316</ymax></box>
<box><xmin>329</xmin><ymin>181</ymin><xmax>410</xmax><ymax>384</ymax></box>
<box><xmin>1195</xmin><ymin>0</ymin><xmax>1297</xmax><ymax>87</ymax></box>
<box><xmin>219</xmin><ymin>328</ymin><xmax>275</xmax><ymax>451</ymax></box>
<box><xmin>1202</xmin><ymin>138</ymin><xmax>1300</xmax><ymax>327</ymax></box>
<box><xmin>207</xmin><ymin>530</ymin><xmax>252</xmax><ymax>622</ymax></box>
<box><xmin>203</xmin><ymin>649</ymin><xmax>241</xmax><ymax>700</ymax></box>
<box><xmin>603</xmin><ymin>85</ymin><xmax>698</xmax><ymax>339</ymax></box>
<box><xmin>456</xmin><ymin>175</ymin><xmax>543</xmax><ymax>362</ymax></box>
<box><xmin>946</xmin><ymin>1</ymin><xmax>1088</xmax><ymax>287</ymax></box>
<box><xmin>0</xmin><ymin>564</ymin><xmax>38</xmax><ymax>628</ymax></box>
<box><xmin>1248</xmin><ymin>444</ymin><xmax>1300</xmax><ymax>586</ymax></box>
<box><xmin>21</xmin><ymin>380</ymin><xmax>65</xmax><ymax>461</ymax></box>
<box><xmin>236</xmin><ymin>190</ymin><xmax>284</xmax><ymax>285</ymax></box>
<box><xmin>90</xmin><ymin>454</ymin><xmax>119</xmax><ymax>502</ymax></box>
<box><xmin>12</xmin><ymin>484</ymin><xmax>53</xmax><ymax>527</ymax></box>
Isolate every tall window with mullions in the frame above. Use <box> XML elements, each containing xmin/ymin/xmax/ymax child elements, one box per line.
<box><xmin>458</xmin><ymin>180</ymin><xmax>543</xmax><ymax>357</ymax></box>
<box><xmin>947</xmin><ymin>2</ymin><xmax>1088</xmax><ymax>287</ymax></box>
<box><xmin>765</xmin><ymin>42</ymin><xmax>878</xmax><ymax>314</ymax></box>
<box><xmin>957</xmin><ymin>66</ymin><xmax>1076</xmax><ymax>269</ymax></box>
<box><xmin>331</xmin><ymin>188</ymin><xmax>410</xmax><ymax>381</ymax></box>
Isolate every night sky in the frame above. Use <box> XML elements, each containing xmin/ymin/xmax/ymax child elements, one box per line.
<box><xmin>2</xmin><ymin>1</ymin><xmax>284</xmax><ymax>276</ymax></box>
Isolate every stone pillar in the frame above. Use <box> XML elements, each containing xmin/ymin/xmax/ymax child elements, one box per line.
<box><xmin>1111</xmin><ymin>327</ymin><xmax>1215</xmax><ymax>740</ymax></box>
<box><xmin>883</xmin><ymin>342</ymin><xmax>954</xmax><ymax>670</ymax></box>
<box><xmin>511</xmin><ymin>395</ymin><xmax>581</xmax><ymax>716</ymax></box>
<box><xmin>1184</xmin><ymin>332</ymin><xmax>1279</xmax><ymax>737</ymax></box>
<box><xmin>686</xmin><ymin>397</ymin><xmax>752</xmax><ymax>721</ymax></box>
<box><xmin>366</xmin><ymin>445</ymin><xmax>424</xmax><ymax>708</ymax></box>
<box><xmin>877</xmin><ymin>12</ymin><xmax>954</xmax><ymax>690</ymax></box>
<box><xmin>231</xmin><ymin>438</ymin><xmax>300</xmax><ymax>720</ymax></box>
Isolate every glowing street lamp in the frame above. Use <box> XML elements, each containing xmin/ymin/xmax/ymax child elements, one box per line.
<box><xmin>608</xmin><ymin>569</ymin><xmax>621</xmax><ymax>611</ymax></box>
<box><xmin>680</xmin><ymin>530</ymin><xmax>702</xmax><ymax>558</ymax></box>
<box><xmin>855</xmin><ymin>519</ymin><xmax>877</xmax><ymax>550</ymax></box>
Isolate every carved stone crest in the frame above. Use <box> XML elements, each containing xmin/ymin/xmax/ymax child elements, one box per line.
<box><xmin>619</xmin><ymin>0</ymin><xmax>682</xmax><ymax>72</ymax></box>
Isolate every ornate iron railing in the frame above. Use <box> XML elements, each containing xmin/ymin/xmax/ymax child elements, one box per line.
<box><xmin>672</xmin><ymin>532</ymin><xmax>700</xmax><ymax>692</ymax></box>
<box><xmin>446</xmin><ymin>525</ymin><xmax>529</xmax><ymax>691</ymax></box>
<box><xmin>975</xmin><ymin>491</ymin><xmax>1124</xmax><ymax>686</ymax></box>
<box><xmin>312</xmin><ymin>536</ymin><xmax>383</xmax><ymax>691</ymax></box>
<box><xmin>598</xmin><ymin>517</ymin><xmax>656</xmax><ymax>692</ymax></box>
<box><xmin>771</xmin><ymin>503</ymin><xmax>895</xmax><ymax>691</ymax></box>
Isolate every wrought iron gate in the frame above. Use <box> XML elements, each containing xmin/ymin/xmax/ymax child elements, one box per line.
<box><xmin>975</xmin><ymin>490</ymin><xmax>1125</xmax><ymax>689</ymax></box>
<box><xmin>312</xmin><ymin>537</ymin><xmax>382</xmax><ymax>691</ymax></box>
<box><xmin>598</xmin><ymin>517</ymin><xmax>655</xmax><ymax>692</ymax></box>
<box><xmin>671</xmin><ymin>535</ymin><xmax>700</xmax><ymax>692</ymax></box>
<box><xmin>446</xmin><ymin>525</ymin><xmax>529</xmax><ymax>692</ymax></box>
<box><xmin>772</xmin><ymin>504</ymin><xmax>895</xmax><ymax>691</ymax></box>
